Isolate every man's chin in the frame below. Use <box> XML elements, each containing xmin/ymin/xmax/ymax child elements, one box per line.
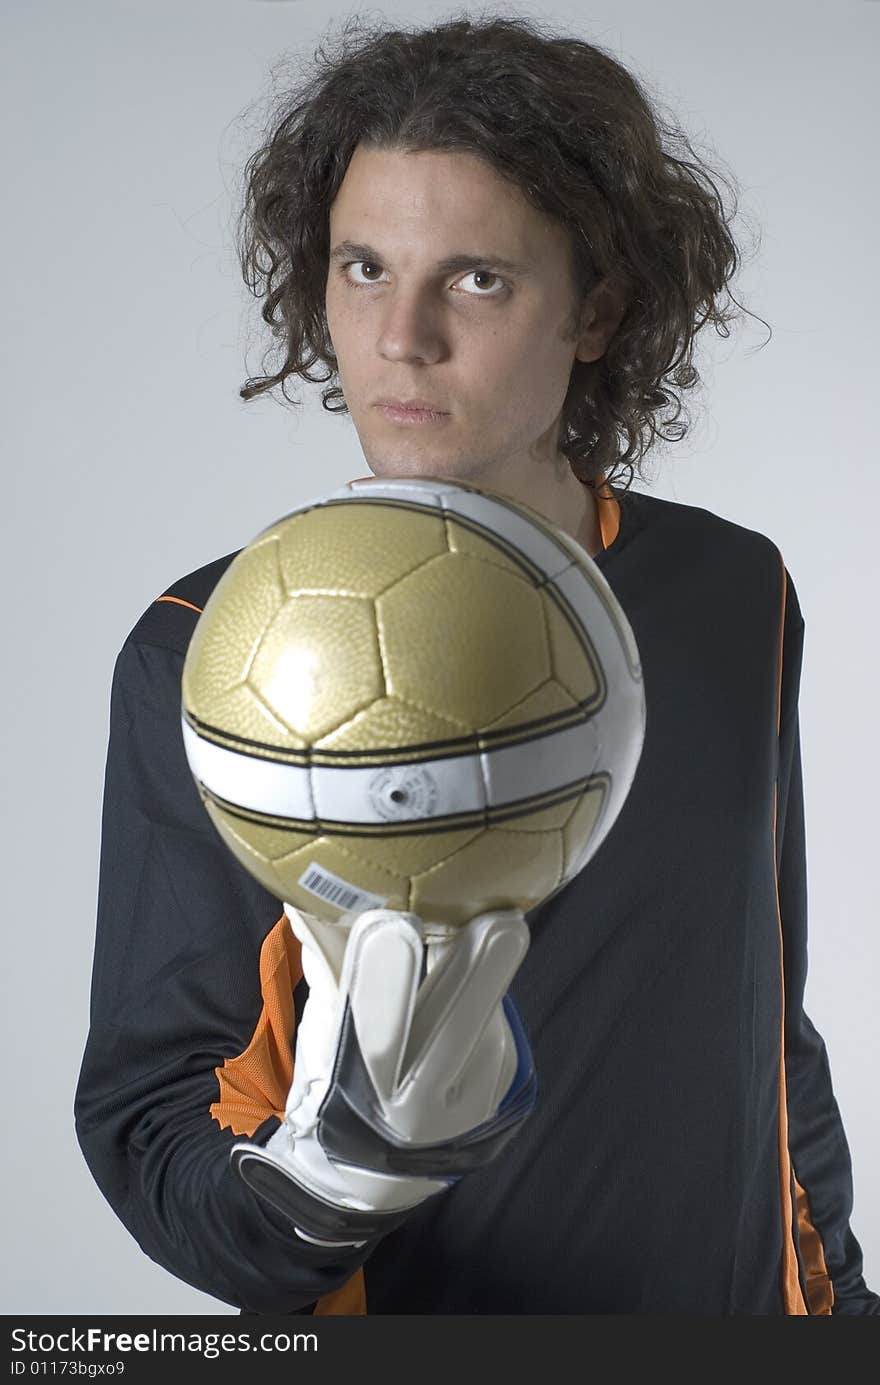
<box><xmin>360</xmin><ymin>451</ymin><xmax>485</xmax><ymax>484</ymax></box>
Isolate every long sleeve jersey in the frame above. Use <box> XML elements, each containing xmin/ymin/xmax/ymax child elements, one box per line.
<box><xmin>74</xmin><ymin>482</ymin><xmax>879</xmax><ymax>1315</ymax></box>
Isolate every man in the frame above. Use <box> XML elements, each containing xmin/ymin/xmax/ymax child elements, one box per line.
<box><xmin>74</xmin><ymin>12</ymin><xmax>877</xmax><ymax>1314</ymax></box>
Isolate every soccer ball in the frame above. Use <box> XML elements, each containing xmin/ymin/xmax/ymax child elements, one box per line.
<box><xmin>181</xmin><ymin>475</ymin><xmax>645</xmax><ymax>932</ymax></box>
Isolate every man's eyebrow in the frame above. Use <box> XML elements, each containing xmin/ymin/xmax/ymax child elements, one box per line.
<box><xmin>328</xmin><ymin>240</ymin><xmax>530</xmax><ymax>276</ymax></box>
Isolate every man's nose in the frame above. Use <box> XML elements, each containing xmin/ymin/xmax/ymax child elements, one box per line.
<box><xmin>376</xmin><ymin>288</ymin><xmax>448</xmax><ymax>365</ymax></box>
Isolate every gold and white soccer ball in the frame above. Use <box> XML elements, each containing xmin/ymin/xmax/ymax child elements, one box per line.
<box><xmin>181</xmin><ymin>476</ymin><xmax>646</xmax><ymax>931</ymax></box>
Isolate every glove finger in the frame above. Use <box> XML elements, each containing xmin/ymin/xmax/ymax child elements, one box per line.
<box><xmin>400</xmin><ymin>910</ymin><xmax>529</xmax><ymax>1093</ymax></box>
<box><xmin>284</xmin><ymin>903</ymin><xmax>349</xmax><ymax>993</ymax></box>
<box><xmin>283</xmin><ymin>906</ymin><xmax>352</xmax><ymax>1091</ymax></box>
<box><xmin>341</xmin><ymin>909</ymin><xmax>424</xmax><ymax>1102</ymax></box>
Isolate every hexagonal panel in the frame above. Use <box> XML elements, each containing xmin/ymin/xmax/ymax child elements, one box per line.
<box><xmin>275</xmin><ymin>502</ymin><xmax>449</xmax><ymax>599</ymax></box>
<box><xmin>482</xmin><ymin>677</ymin><xmax>580</xmax><ymax>733</ymax></box>
<box><xmin>378</xmin><ymin>553</ymin><xmax>549</xmax><ymax>727</ymax></box>
<box><xmin>316</xmin><ymin>694</ymin><xmax>470</xmax><ymax>752</ymax></box>
<box><xmin>445</xmin><ymin>512</ymin><xmax>531</xmax><ymax>575</ymax></box>
<box><xmin>541</xmin><ymin>588</ymin><xmax>600</xmax><ymax>703</ymax></box>
<box><xmin>562</xmin><ymin>782</ymin><xmax>606</xmax><ymax>874</ymax></box>
<box><xmin>194</xmin><ymin>681</ymin><xmax>310</xmax><ymax>751</ymax></box>
<box><xmin>410</xmin><ymin>823</ymin><xmax>563</xmax><ymax>925</ymax></box>
<box><xmin>183</xmin><ymin>536</ymin><xmax>284</xmax><ymax>717</ymax></box>
<box><xmin>249</xmin><ymin>594</ymin><xmax>382</xmax><ymax>740</ymax></box>
<box><xmin>278</xmin><ymin>836</ymin><xmax>412</xmax><ymax>915</ymax></box>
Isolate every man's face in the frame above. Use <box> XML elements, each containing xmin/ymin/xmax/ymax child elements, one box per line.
<box><xmin>324</xmin><ymin>144</ymin><xmax>600</xmax><ymax>491</ymax></box>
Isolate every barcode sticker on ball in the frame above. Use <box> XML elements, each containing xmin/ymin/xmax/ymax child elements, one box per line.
<box><xmin>297</xmin><ymin>863</ymin><xmax>389</xmax><ymax>914</ymax></box>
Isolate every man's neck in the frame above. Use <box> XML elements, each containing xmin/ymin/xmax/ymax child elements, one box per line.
<box><xmin>570</xmin><ymin>480</ymin><xmax>602</xmax><ymax>559</ymax></box>
<box><xmin>538</xmin><ymin>468</ymin><xmax>602</xmax><ymax>559</ymax></box>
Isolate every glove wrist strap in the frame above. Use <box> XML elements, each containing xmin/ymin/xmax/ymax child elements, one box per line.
<box><xmin>231</xmin><ymin>1143</ymin><xmax>419</xmax><ymax>1246</ymax></box>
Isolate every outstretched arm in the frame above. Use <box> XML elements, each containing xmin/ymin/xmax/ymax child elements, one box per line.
<box><xmin>74</xmin><ymin>634</ymin><xmax>377</xmax><ymax>1313</ymax></box>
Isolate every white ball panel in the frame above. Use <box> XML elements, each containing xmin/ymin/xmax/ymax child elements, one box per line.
<box><xmin>181</xmin><ymin>717</ymin><xmax>315</xmax><ymax>820</ymax></box>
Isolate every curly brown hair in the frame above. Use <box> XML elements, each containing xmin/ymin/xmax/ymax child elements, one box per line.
<box><xmin>235</xmin><ymin>8</ymin><xmax>768</xmax><ymax>492</ymax></box>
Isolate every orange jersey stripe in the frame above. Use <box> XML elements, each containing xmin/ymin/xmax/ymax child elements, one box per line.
<box><xmin>772</xmin><ymin>557</ymin><xmax>809</xmax><ymax>1315</ymax></box>
<box><xmin>155</xmin><ymin>594</ymin><xmax>204</xmax><ymax>614</ymax></box>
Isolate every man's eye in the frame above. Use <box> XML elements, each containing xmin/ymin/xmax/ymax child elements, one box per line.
<box><xmin>457</xmin><ymin>270</ymin><xmax>504</xmax><ymax>296</ymax></box>
<box><xmin>343</xmin><ymin>261</ymin><xmax>386</xmax><ymax>285</ymax></box>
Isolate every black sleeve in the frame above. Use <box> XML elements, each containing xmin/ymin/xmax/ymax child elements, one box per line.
<box><xmin>74</xmin><ymin>634</ymin><xmax>380</xmax><ymax>1313</ymax></box>
<box><xmin>776</xmin><ymin>572</ymin><xmax>879</xmax><ymax>1315</ymax></box>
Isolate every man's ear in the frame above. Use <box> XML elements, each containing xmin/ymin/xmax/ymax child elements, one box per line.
<box><xmin>574</xmin><ymin>274</ymin><xmax>630</xmax><ymax>364</ymax></box>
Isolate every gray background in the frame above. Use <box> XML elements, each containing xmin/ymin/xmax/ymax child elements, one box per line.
<box><xmin>3</xmin><ymin>0</ymin><xmax>876</xmax><ymax>1314</ymax></box>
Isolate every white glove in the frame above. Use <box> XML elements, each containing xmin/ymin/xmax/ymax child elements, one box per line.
<box><xmin>231</xmin><ymin>903</ymin><xmax>536</xmax><ymax>1247</ymax></box>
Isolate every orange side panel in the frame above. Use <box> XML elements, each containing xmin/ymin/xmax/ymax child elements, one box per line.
<box><xmin>771</xmin><ymin>560</ymin><xmax>809</xmax><ymax>1315</ymax></box>
<box><xmin>794</xmin><ymin>1175</ymin><xmax>834</xmax><ymax>1314</ymax></box>
<box><xmin>313</xmin><ymin>1272</ymin><xmax>368</xmax><ymax>1315</ymax></box>
<box><xmin>210</xmin><ymin>913</ymin><xmax>366</xmax><ymax>1316</ymax></box>
<box><xmin>210</xmin><ymin>914</ymin><xmax>302</xmax><ymax>1133</ymax></box>
<box><xmin>595</xmin><ymin>478</ymin><xmax>621</xmax><ymax>550</ymax></box>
